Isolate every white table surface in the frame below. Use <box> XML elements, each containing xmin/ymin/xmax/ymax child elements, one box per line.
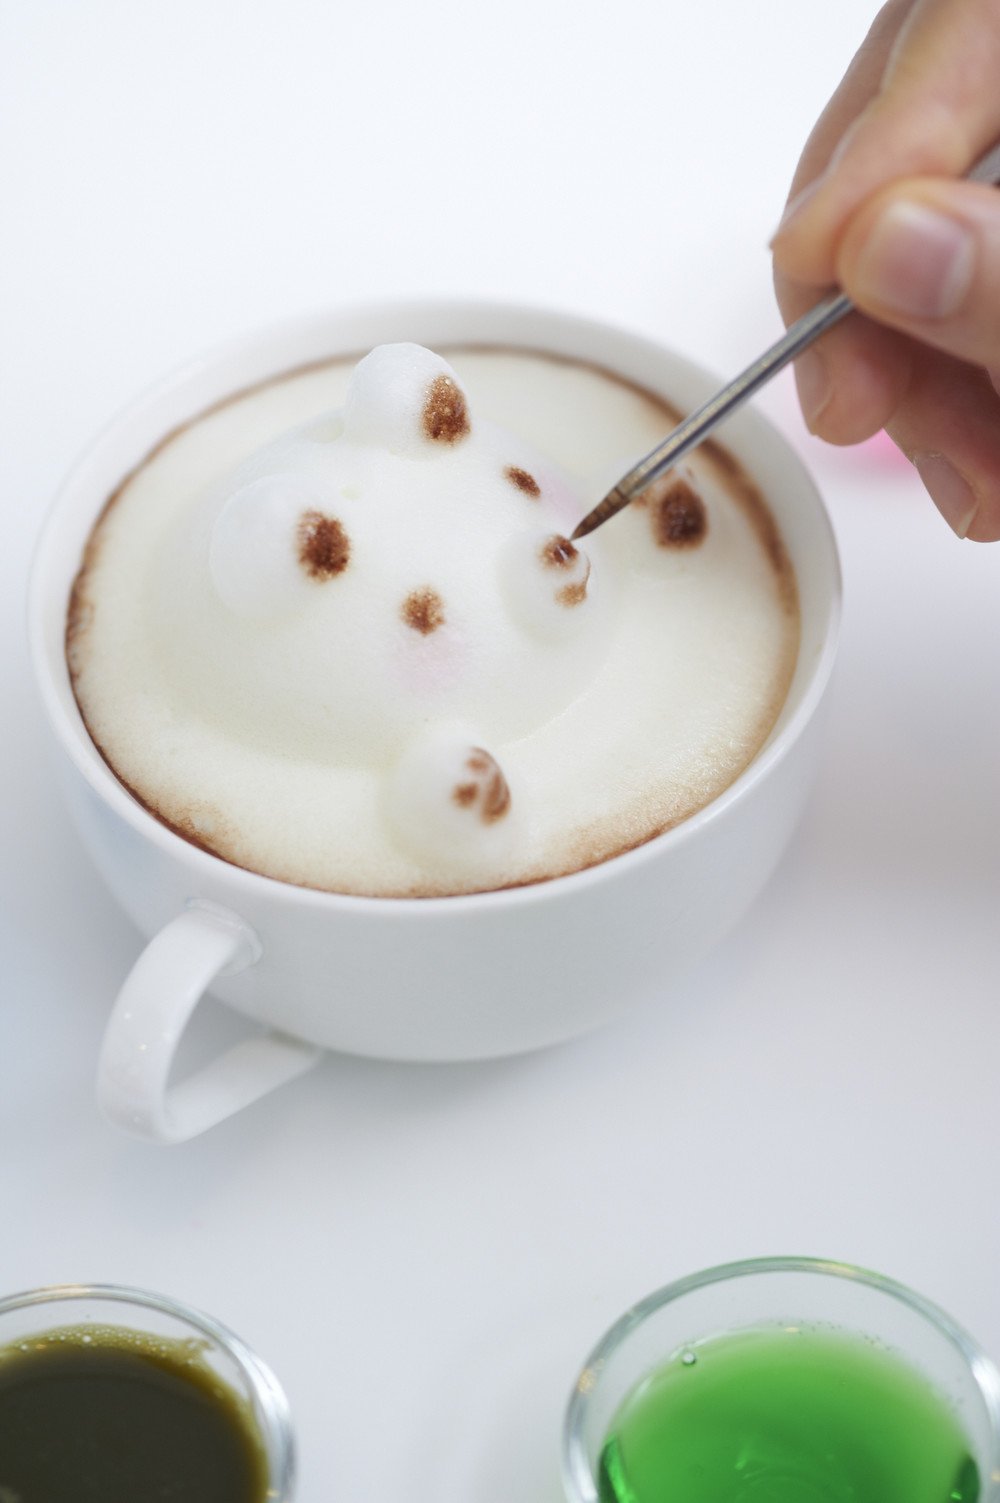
<box><xmin>3</xmin><ymin>3</ymin><xmax>999</xmax><ymax>1499</ymax></box>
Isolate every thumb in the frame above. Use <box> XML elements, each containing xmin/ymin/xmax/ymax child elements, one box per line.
<box><xmin>836</xmin><ymin>178</ymin><xmax>1000</xmax><ymax>367</ymax></box>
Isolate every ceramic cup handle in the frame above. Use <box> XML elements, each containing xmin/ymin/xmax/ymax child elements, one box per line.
<box><xmin>98</xmin><ymin>900</ymin><xmax>322</xmax><ymax>1143</ymax></box>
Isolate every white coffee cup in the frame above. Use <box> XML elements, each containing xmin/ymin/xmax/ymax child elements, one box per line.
<box><xmin>28</xmin><ymin>301</ymin><xmax>840</xmax><ymax>1144</ymax></box>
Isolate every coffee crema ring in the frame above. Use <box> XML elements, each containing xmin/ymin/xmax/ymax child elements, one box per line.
<box><xmin>67</xmin><ymin>341</ymin><xmax>799</xmax><ymax>897</ymax></box>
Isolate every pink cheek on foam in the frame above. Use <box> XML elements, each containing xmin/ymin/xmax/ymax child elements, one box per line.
<box><xmin>534</xmin><ymin>469</ymin><xmax>579</xmax><ymax>526</ymax></box>
<box><xmin>390</xmin><ymin>615</ymin><xmax>470</xmax><ymax>699</ymax></box>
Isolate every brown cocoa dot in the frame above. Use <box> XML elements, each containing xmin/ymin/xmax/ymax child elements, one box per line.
<box><xmin>298</xmin><ymin>511</ymin><xmax>351</xmax><ymax>578</ymax></box>
<box><xmin>652</xmin><ymin>479</ymin><xmax>707</xmax><ymax>548</ymax></box>
<box><xmin>557</xmin><ymin>579</ymin><xmax>588</xmax><ymax>607</ymax></box>
<box><xmin>402</xmin><ymin>587</ymin><xmax>446</xmax><ymax>635</ymax></box>
<box><xmin>482</xmin><ymin>772</ymin><xmax>511</xmax><ymax>822</ymax></box>
<box><xmin>453</xmin><ymin>748</ymin><xmax>510</xmax><ymax>824</ymax></box>
<box><xmin>505</xmin><ymin>465</ymin><xmax>541</xmax><ymax>497</ymax></box>
<box><xmin>422</xmin><ymin>375</ymin><xmax>470</xmax><ymax>443</ymax></box>
<box><xmin>540</xmin><ymin>534</ymin><xmax>578</xmax><ymax>569</ymax></box>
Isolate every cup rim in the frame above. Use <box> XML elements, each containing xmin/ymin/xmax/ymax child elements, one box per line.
<box><xmin>28</xmin><ymin>296</ymin><xmax>842</xmax><ymax>914</ymax></box>
<box><xmin>0</xmin><ymin>1281</ymin><xmax>295</xmax><ymax>1499</ymax></box>
<box><xmin>561</xmin><ymin>1254</ymin><xmax>1000</xmax><ymax>1503</ymax></box>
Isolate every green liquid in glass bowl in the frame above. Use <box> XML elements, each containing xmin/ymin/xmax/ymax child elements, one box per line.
<box><xmin>598</xmin><ymin>1325</ymin><xmax>979</xmax><ymax>1503</ymax></box>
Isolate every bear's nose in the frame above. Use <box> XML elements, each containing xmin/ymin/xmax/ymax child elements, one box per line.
<box><xmin>401</xmin><ymin>587</ymin><xmax>446</xmax><ymax>636</ymax></box>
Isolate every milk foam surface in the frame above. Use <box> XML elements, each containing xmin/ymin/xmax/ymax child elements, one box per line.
<box><xmin>68</xmin><ymin>345</ymin><xmax>800</xmax><ymax>897</ymax></box>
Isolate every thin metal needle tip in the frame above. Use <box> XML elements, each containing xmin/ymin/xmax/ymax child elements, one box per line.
<box><xmin>570</xmin><ymin>488</ymin><xmax>629</xmax><ymax>541</ymax></box>
<box><xmin>569</xmin><ymin>287</ymin><xmax>855</xmax><ymax>541</ymax></box>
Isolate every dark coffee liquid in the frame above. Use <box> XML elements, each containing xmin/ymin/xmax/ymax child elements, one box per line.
<box><xmin>0</xmin><ymin>1325</ymin><xmax>268</xmax><ymax>1502</ymax></box>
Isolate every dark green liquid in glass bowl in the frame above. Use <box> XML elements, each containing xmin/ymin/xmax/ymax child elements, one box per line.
<box><xmin>0</xmin><ymin>1325</ymin><xmax>268</xmax><ymax>1503</ymax></box>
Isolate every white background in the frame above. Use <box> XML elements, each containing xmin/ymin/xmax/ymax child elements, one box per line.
<box><xmin>3</xmin><ymin>2</ymin><xmax>999</xmax><ymax>1499</ymax></box>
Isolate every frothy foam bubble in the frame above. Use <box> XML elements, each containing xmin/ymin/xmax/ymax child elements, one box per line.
<box><xmin>498</xmin><ymin>532</ymin><xmax>596</xmax><ymax>639</ymax></box>
<box><xmin>384</xmin><ymin>725</ymin><xmax>520</xmax><ymax>875</ymax></box>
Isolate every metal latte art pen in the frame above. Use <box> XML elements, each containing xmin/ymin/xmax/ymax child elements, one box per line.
<box><xmin>572</xmin><ymin>136</ymin><xmax>1000</xmax><ymax>542</ymax></box>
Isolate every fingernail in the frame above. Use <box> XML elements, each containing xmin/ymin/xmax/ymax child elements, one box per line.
<box><xmin>853</xmin><ymin>201</ymin><xmax>975</xmax><ymax>319</ymax></box>
<box><xmin>794</xmin><ymin>349</ymin><xmax>831</xmax><ymax>431</ymax></box>
<box><xmin>913</xmin><ymin>453</ymin><xmax>980</xmax><ymax>537</ymax></box>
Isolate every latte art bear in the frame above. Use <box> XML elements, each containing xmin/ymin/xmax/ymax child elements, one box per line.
<box><xmin>158</xmin><ymin>343</ymin><xmax>611</xmax><ymax>881</ymax></box>
<box><xmin>67</xmin><ymin>344</ymin><xmax>799</xmax><ymax>897</ymax></box>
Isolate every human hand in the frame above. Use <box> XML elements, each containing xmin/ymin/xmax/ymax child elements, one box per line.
<box><xmin>772</xmin><ymin>0</ymin><xmax>1000</xmax><ymax>540</ymax></box>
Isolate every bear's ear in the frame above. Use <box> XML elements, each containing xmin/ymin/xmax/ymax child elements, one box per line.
<box><xmin>343</xmin><ymin>343</ymin><xmax>471</xmax><ymax>454</ymax></box>
<box><xmin>210</xmin><ymin>473</ymin><xmax>349</xmax><ymax>618</ymax></box>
